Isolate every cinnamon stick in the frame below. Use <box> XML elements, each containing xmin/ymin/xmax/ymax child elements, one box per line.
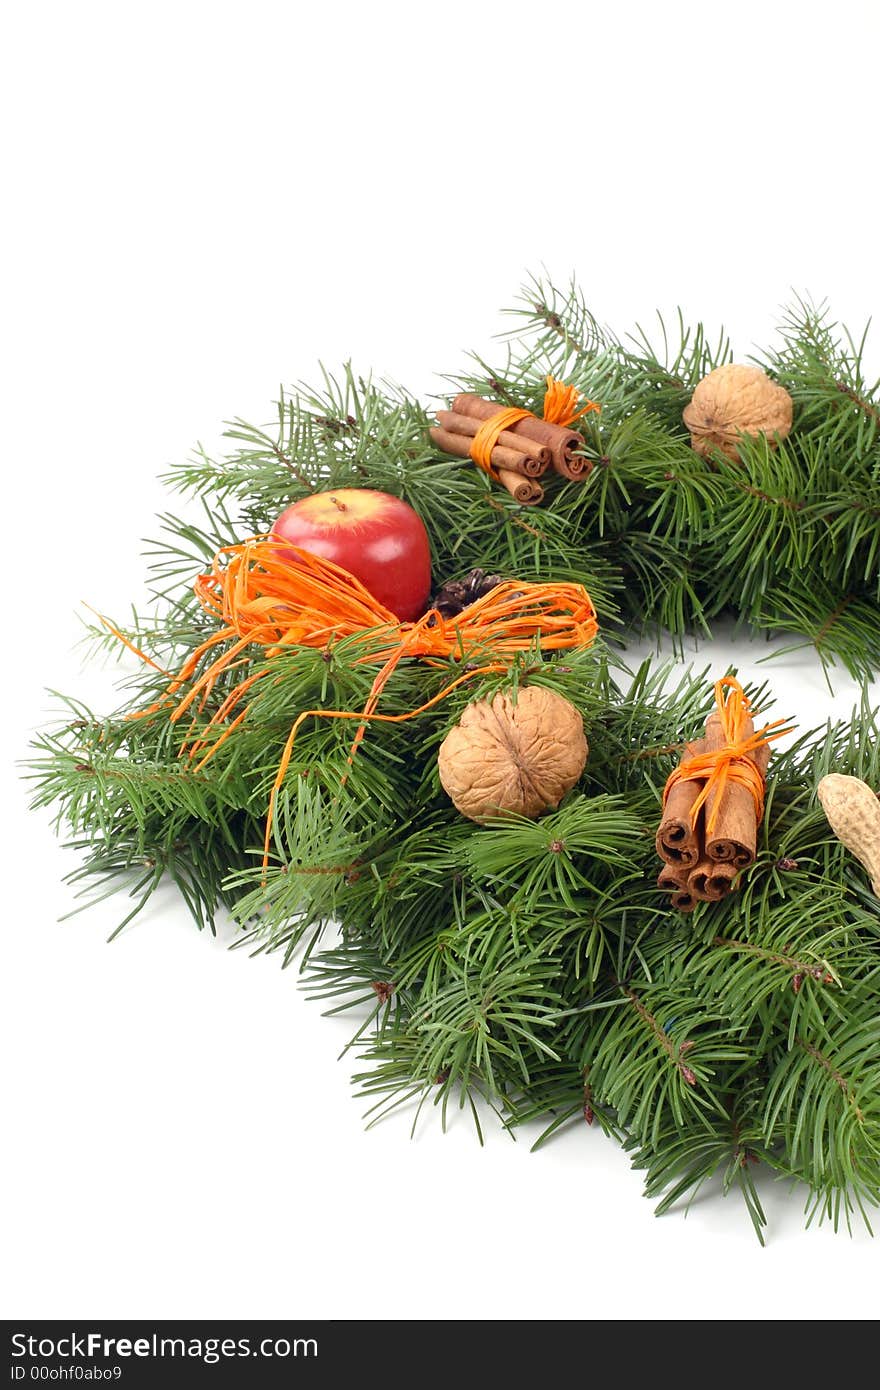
<box><xmin>686</xmin><ymin>860</ymin><xmax>738</xmax><ymax>902</ymax></box>
<box><xmin>657</xmin><ymin>863</ymin><xmax>697</xmax><ymax>913</ymax></box>
<box><xmin>703</xmin><ymin>712</ymin><xmax>769</xmax><ymax>867</ymax></box>
<box><xmin>435</xmin><ymin>411</ymin><xmax>550</xmax><ymax>476</ymax></box>
<box><xmin>497</xmin><ymin>469</ymin><xmax>543</xmax><ymax>505</ymax></box>
<box><xmin>429</xmin><ymin>426</ymin><xmax>547</xmax><ymax>479</ymax></box>
<box><xmin>655</xmin><ymin>739</ymin><xmax>705</xmax><ymax>868</ymax></box>
<box><xmin>452</xmin><ymin>393</ymin><xmax>591</xmax><ymax>481</ymax></box>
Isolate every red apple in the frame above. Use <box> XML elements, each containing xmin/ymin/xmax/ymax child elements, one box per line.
<box><xmin>272</xmin><ymin>489</ymin><xmax>432</xmax><ymax>622</ymax></box>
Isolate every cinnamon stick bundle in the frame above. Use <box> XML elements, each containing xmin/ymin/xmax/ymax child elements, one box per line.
<box><xmin>655</xmin><ymin>703</ymin><xmax>772</xmax><ymax>912</ymax></box>
<box><xmin>435</xmin><ymin>411</ymin><xmax>550</xmax><ymax>477</ymax></box>
<box><xmin>452</xmin><ymin>393</ymin><xmax>591</xmax><ymax>480</ymax></box>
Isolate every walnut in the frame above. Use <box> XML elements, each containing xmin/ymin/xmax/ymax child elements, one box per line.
<box><xmin>682</xmin><ymin>364</ymin><xmax>793</xmax><ymax>461</ymax></box>
<box><xmin>437</xmin><ymin>686</ymin><xmax>588</xmax><ymax>822</ymax></box>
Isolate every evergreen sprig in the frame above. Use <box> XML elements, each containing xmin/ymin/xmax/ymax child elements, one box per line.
<box><xmin>26</xmin><ymin>280</ymin><xmax>880</xmax><ymax>1238</ymax></box>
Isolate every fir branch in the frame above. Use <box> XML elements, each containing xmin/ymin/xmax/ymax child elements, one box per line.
<box><xmin>24</xmin><ymin>278</ymin><xmax>880</xmax><ymax>1238</ymax></box>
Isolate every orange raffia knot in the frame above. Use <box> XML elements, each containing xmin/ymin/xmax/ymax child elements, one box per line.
<box><xmin>469</xmin><ymin>375</ymin><xmax>600</xmax><ymax>477</ymax></box>
<box><xmin>109</xmin><ymin>538</ymin><xmax>599</xmax><ymax>871</ymax></box>
<box><xmin>662</xmin><ymin>676</ymin><xmax>790</xmax><ymax>833</ymax></box>
<box><xmin>541</xmin><ymin>376</ymin><xmax>598</xmax><ymax>428</ymax></box>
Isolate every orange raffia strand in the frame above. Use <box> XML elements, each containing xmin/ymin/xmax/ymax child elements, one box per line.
<box><xmin>255</xmin><ymin>658</ymin><xmax>510</xmax><ymax>869</ymax></box>
<box><xmin>469</xmin><ymin>406</ymin><xmax>532</xmax><ymax>478</ymax></box>
<box><xmin>662</xmin><ymin>676</ymin><xmax>792</xmax><ymax>833</ymax></box>
<box><xmin>110</xmin><ymin>538</ymin><xmax>599</xmax><ymax>871</ymax></box>
<box><xmin>87</xmin><ymin>606</ymin><xmax>174</xmax><ymax>680</ymax></box>
<box><xmin>467</xmin><ymin>376</ymin><xmax>601</xmax><ymax>476</ymax></box>
<box><xmin>541</xmin><ymin>375</ymin><xmax>601</xmax><ymax>427</ymax></box>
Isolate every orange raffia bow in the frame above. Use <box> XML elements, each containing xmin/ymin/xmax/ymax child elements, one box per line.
<box><xmin>469</xmin><ymin>375</ymin><xmax>600</xmax><ymax>478</ymax></box>
<box><xmin>111</xmin><ymin>539</ymin><xmax>599</xmax><ymax>870</ymax></box>
<box><xmin>662</xmin><ymin>676</ymin><xmax>791</xmax><ymax>833</ymax></box>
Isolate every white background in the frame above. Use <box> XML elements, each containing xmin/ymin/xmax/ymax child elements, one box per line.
<box><xmin>3</xmin><ymin>0</ymin><xmax>880</xmax><ymax>1321</ymax></box>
